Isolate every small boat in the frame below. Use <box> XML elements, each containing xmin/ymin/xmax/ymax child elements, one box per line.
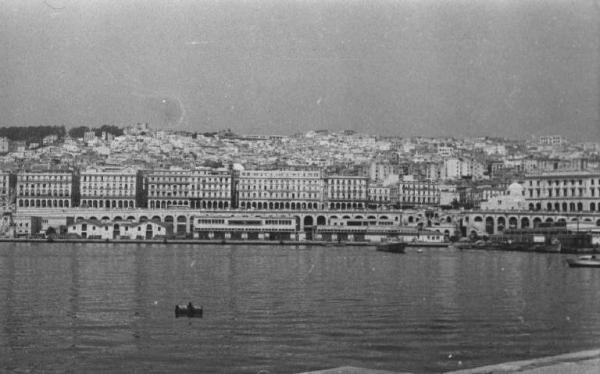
<box><xmin>175</xmin><ymin>303</ymin><xmax>203</xmax><ymax>318</ymax></box>
<box><xmin>566</xmin><ymin>255</ymin><xmax>600</xmax><ymax>268</ymax></box>
<box><xmin>376</xmin><ymin>239</ymin><xmax>407</xmax><ymax>254</ymax></box>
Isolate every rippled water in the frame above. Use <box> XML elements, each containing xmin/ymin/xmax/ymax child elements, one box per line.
<box><xmin>1</xmin><ymin>243</ymin><xmax>600</xmax><ymax>373</ymax></box>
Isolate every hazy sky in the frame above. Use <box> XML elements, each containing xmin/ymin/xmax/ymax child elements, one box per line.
<box><xmin>1</xmin><ymin>0</ymin><xmax>599</xmax><ymax>140</ymax></box>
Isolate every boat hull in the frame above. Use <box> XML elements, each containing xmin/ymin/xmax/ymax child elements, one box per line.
<box><xmin>175</xmin><ymin>305</ymin><xmax>203</xmax><ymax>318</ymax></box>
<box><xmin>376</xmin><ymin>242</ymin><xmax>407</xmax><ymax>253</ymax></box>
<box><xmin>566</xmin><ymin>259</ymin><xmax>600</xmax><ymax>268</ymax></box>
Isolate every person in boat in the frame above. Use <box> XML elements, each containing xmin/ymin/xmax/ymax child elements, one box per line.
<box><xmin>187</xmin><ymin>301</ymin><xmax>194</xmax><ymax>311</ymax></box>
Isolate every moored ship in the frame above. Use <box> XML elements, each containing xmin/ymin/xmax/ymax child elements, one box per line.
<box><xmin>376</xmin><ymin>238</ymin><xmax>407</xmax><ymax>253</ymax></box>
<box><xmin>489</xmin><ymin>222</ymin><xmax>599</xmax><ymax>253</ymax></box>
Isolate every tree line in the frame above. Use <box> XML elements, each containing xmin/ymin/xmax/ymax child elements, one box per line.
<box><xmin>0</xmin><ymin>125</ymin><xmax>124</xmax><ymax>144</ymax></box>
<box><xmin>0</xmin><ymin>126</ymin><xmax>66</xmax><ymax>143</ymax></box>
<box><xmin>68</xmin><ymin>125</ymin><xmax>124</xmax><ymax>139</ymax></box>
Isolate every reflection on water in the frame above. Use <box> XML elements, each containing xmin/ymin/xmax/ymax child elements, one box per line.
<box><xmin>1</xmin><ymin>243</ymin><xmax>600</xmax><ymax>373</ymax></box>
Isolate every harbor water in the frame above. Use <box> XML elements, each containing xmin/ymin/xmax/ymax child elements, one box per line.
<box><xmin>1</xmin><ymin>243</ymin><xmax>600</xmax><ymax>373</ymax></box>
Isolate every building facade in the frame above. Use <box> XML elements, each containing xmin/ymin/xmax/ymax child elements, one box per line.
<box><xmin>390</xmin><ymin>177</ymin><xmax>440</xmax><ymax>207</ymax></box>
<box><xmin>539</xmin><ymin>135</ymin><xmax>565</xmax><ymax>146</ymax></box>
<box><xmin>367</xmin><ymin>185</ymin><xmax>390</xmax><ymax>208</ymax></box>
<box><xmin>146</xmin><ymin>169</ymin><xmax>193</xmax><ymax>209</ymax></box>
<box><xmin>236</xmin><ymin>170</ymin><xmax>324</xmax><ymax>210</ymax></box>
<box><xmin>524</xmin><ymin>172</ymin><xmax>600</xmax><ymax>212</ymax></box>
<box><xmin>16</xmin><ymin>171</ymin><xmax>73</xmax><ymax>208</ymax></box>
<box><xmin>188</xmin><ymin>167</ymin><xmax>232</xmax><ymax>210</ymax></box>
<box><xmin>0</xmin><ymin>171</ymin><xmax>10</xmax><ymax>208</ymax></box>
<box><xmin>80</xmin><ymin>167</ymin><xmax>138</xmax><ymax>209</ymax></box>
<box><xmin>324</xmin><ymin>176</ymin><xmax>368</xmax><ymax>209</ymax></box>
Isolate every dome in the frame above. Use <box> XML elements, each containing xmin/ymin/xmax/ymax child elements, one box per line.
<box><xmin>508</xmin><ymin>182</ymin><xmax>524</xmax><ymax>195</ymax></box>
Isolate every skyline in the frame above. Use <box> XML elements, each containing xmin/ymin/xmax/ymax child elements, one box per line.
<box><xmin>1</xmin><ymin>0</ymin><xmax>599</xmax><ymax>140</ymax></box>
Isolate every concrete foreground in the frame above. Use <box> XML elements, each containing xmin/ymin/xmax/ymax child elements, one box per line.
<box><xmin>446</xmin><ymin>349</ymin><xmax>600</xmax><ymax>374</ymax></box>
<box><xmin>301</xmin><ymin>349</ymin><xmax>600</xmax><ymax>374</ymax></box>
<box><xmin>299</xmin><ymin>367</ymin><xmax>410</xmax><ymax>374</ymax></box>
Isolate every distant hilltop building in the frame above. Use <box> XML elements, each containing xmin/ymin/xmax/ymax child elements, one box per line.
<box><xmin>539</xmin><ymin>135</ymin><xmax>565</xmax><ymax>146</ymax></box>
<box><xmin>0</xmin><ymin>137</ymin><xmax>9</xmax><ymax>154</ymax></box>
<box><xmin>83</xmin><ymin>131</ymin><xmax>96</xmax><ymax>142</ymax></box>
<box><xmin>124</xmin><ymin>122</ymin><xmax>150</xmax><ymax>136</ymax></box>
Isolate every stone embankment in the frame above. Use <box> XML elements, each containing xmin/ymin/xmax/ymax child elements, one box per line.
<box><xmin>301</xmin><ymin>349</ymin><xmax>600</xmax><ymax>374</ymax></box>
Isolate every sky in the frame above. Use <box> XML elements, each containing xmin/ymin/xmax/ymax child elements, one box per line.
<box><xmin>1</xmin><ymin>0</ymin><xmax>599</xmax><ymax>140</ymax></box>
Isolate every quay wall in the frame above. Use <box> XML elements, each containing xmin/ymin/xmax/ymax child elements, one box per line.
<box><xmin>3</xmin><ymin>207</ymin><xmax>600</xmax><ymax>240</ymax></box>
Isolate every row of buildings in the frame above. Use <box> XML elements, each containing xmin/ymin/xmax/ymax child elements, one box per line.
<box><xmin>4</xmin><ymin>166</ymin><xmax>600</xmax><ymax>213</ymax></box>
<box><xmin>9</xmin><ymin>167</ymin><xmax>375</xmax><ymax>211</ymax></box>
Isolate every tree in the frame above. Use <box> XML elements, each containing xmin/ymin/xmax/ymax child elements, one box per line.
<box><xmin>68</xmin><ymin>126</ymin><xmax>89</xmax><ymax>139</ymax></box>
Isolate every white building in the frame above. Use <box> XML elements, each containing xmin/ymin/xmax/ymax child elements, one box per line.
<box><xmin>80</xmin><ymin>167</ymin><xmax>138</xmax><ymax>209</ymax></box>
<box><xmin>68</xmin><ymin>220</ymin><xmax>169</xmax><ymax>240</ymax></box>
<box><xmin>324</xmin><ymin>176</ymin><xmax>368</xmax><ymax>209</ymax></box>
<box><xmin>390</xmin><ymin>175</ymin><xmax>440</xmax><ymax>207</ymax></box>
<box><xmin>0</xmin><ymin>137</ymin><xmax>10</xmax><ymax>153</ymax></box>
<box><xmin>368</xmin><ymin>185</ymin><xmax>390</xmax><ymax>207</ymax></box>
<box><xmin>237</xmin><ymin>170</ymin><xmax>324</xmax><ymax>210</ymax></box>
<box><xmin>524</xmin><ymin>171</ymin><xmax>600</xmax><ymax>212</ymax></box>
<box><xmin>146</xmin><ymin>168</ymin><xmax>232</xmax><ymax>210</ymax></box>
<box><xmin>16</xmin><ymin>171</ymin><xmax>72</xmax><ymax>209</ymax></box>
<box><xmin>480</xmin><ymin>182</ymin><xmax>527</xmax><ymax>211</ymax></box>
<box><xmin>539</xmin><ymin>135</ymin><xmax>565</xmax><ymax>146</ymax></box>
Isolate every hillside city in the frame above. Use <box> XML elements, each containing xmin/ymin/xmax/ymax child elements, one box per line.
<box><xmin>0</xmin><ymin>123</ymin><xmax>599</xmax><ymax>240</ymax></box>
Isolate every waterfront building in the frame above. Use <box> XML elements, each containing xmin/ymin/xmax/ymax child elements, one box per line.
<box><xmin>390</xmin><ymin>176</ymin><xmax>440</xmax><ymax>208</ymax></box>
<box><xmin>68</xmin><ymin>220</ymin><xmax>169</xmax><ymax>240</ymax></box>
<box><xmin>524</xmin><ymin>171</ymin><xmax>600</xmax><ymax>212</ymax></box>
<box><xmin>188</xmin><ymin>167</ymin><xmax>232</xmax><ymax>210</ymax></box>
<box><xmin>13</xmin><ymin>216</ymin><xmax>43</xmax><ymax>237</ymax></box>
<box><xmin>192</xmin><ymin>214</ymin><xmax>296</xmax><ymax>240</ymax></box>
<box><xmin>367</xmin><ymin>184</ymin><xmax>390</xmax><ymax>208</ymax></box>
<box><xmin>324</xmin><ymin>175</ymin><xmax>368</xmax><ymax>209</ymax></box>
<box><xmin>236</xmin><ymin>170</ymin><xmax>324</xmax><ymax>210</ymax></box>
<box><xmin>146</xmin><ymin>167</ymin><xmax>232</xmax><ymax>210</ymax></box>
<box><xmin>79</xmin><ymin>167</ymin><xmax>138</xmax><ymax>209</ymax></box>
<box><xmin>146</xmin><ymin>169</ymin><xmax>192</xmax><ymax>209</ymax></box>
<box><xmin>16</xmin><ymin>171</ymin><xmax>72</xmax><ymax>208</ymax></box>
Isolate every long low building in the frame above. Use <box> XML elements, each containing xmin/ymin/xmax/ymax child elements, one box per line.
<box><xmin>67</xmin><ymin>220</ymin><xmax>170</xmax><ymax>240</ymax></box>
<box><xmin>193</xmin><ymin>214</ymin><xmax>297</xmax><ymax>240</ymax></box>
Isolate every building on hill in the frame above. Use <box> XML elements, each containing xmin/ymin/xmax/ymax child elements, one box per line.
<box><xmin>539</xmin><ymin>135</ymin><xmax>565</xmax><ymax>146</ymax></box>
<box><xmin>0</xmin><ymin>137</ymin><xmax>9</xmax><ymax>153</ymax></box>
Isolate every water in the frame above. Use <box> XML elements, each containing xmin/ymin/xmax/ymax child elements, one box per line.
<box><xmin>1</xmin><ymin>243</ymin><xmax>600</xmax><ymax>374</ymax></box>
